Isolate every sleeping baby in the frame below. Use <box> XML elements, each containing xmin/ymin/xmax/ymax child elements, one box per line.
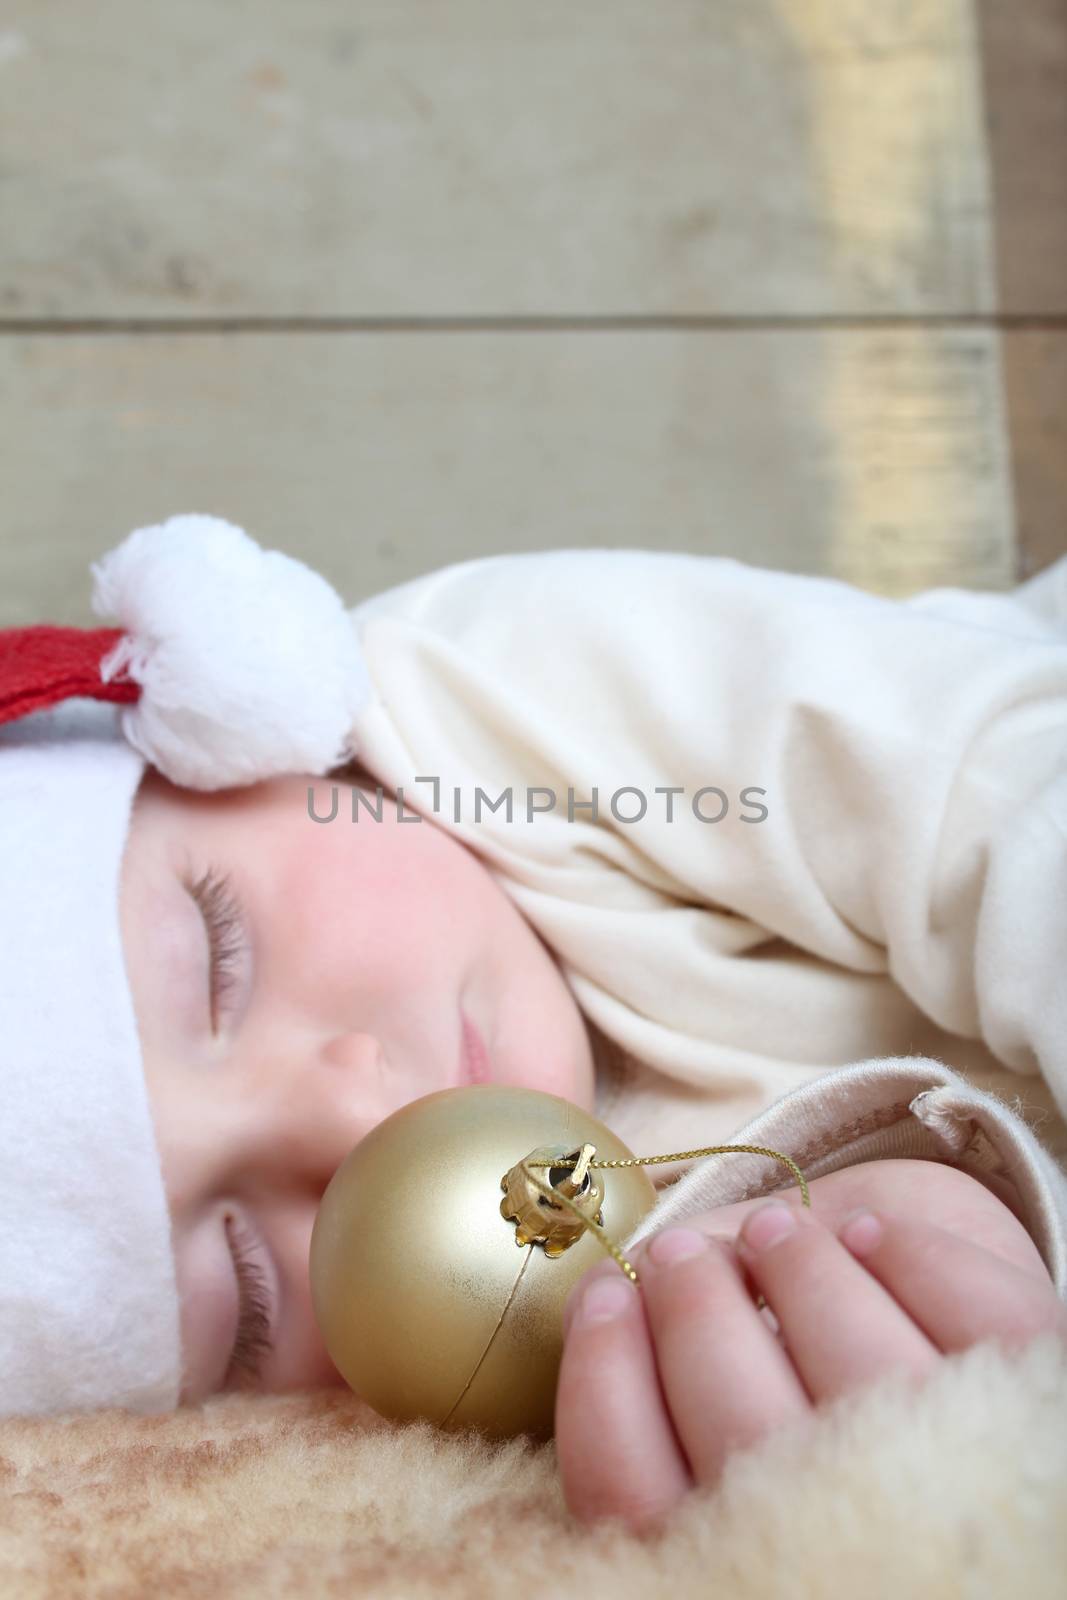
<box><xmin>2</xmin><ymin>516</ymin><xmax>1065</xmax><ymax>1539</ymax></box>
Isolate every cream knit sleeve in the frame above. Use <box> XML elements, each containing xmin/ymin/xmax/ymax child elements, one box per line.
<box><xmin>619</xmin><ymin>1055</ymin><xmax>1067</xmax><ymax>1299</ymax></box>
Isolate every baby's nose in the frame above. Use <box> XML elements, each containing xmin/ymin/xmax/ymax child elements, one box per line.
<box><xmin>319</xmin><ymin>1030</ymin><xmax>384</xmax><ymax>1079</ymax></box>
<box><xmin>320</xmin><ymin>1031</ymin><xmax>427</xmax><ymax>1131</ymax></box>
<box><xmin>282</xmin><ymin>1030</ymin><xmax>389</xmax><ymax>1182</ymax></box>
<box><xmin>316</xmin><ymin>1029</ymin><xmax>395</xmax><ymax>1137</ymax></box>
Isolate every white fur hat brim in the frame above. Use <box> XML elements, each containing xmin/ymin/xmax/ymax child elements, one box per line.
<box><xmin>0</xmin><ymin>701</ymin><xmax>181</xmax><ymax>1418</ymax></box>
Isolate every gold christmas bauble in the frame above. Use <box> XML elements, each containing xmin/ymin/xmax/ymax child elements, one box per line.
<box><xmin>309</xmin><ymin>1084</ymin><xmax>658</xmax><ymax>1441</ymax></box>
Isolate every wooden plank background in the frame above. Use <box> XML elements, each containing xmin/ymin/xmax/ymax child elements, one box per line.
<box><xmin>976</xmin><ymin>0</ymin><xmax>1067</xmax><ymax>580</ymax></box>
<box><xmin>0</xmin><ymin>0</ymin><xmax>1063</xmax><ymax>624</ymax></box>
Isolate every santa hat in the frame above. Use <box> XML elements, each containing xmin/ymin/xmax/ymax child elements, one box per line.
<box><xmin>0</xmin><ymin>514</ymin><xmax>373</xmax><ymax>1418</ymax></box>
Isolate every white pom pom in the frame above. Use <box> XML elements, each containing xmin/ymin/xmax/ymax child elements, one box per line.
<box><xmin>90</xmin><ymin>514</ymin><xmax>373</xmax><ymax>790</ymax></box>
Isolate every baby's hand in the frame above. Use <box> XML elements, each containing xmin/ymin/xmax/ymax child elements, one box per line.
<box><xmin>554</xmin><ymin>1160</ymin><xmax>1067</xmax><ymax>1537</ymax></box>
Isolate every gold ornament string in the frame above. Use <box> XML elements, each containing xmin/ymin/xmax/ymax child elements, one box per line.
<box><xmin>522</xmin><ymin>1144</ymin><xmax>811</xmax><ymax>1289</ymax></box>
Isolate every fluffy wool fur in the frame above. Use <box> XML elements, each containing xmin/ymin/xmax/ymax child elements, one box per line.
<box><xmin>90</xmin><ymin>514</ymin><xmax>372</xmax><ymax>790</ymax></box>
<box><xmin>2</xmin><ymin>1333</ymin><xmax>1065</xmax><ymax>1599</ymax></box>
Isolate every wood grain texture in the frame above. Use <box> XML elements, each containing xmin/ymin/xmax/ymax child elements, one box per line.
<box><xmin>976</xmin><ymin>0</ymin><xmax>1067</xmax><ymax>316</ymax></box>
<box><xmin>0</xmin><ymin>0</ymin><xmax>995</xmax><ymax>317</ymax></box>
<box><xmin>0</xmin><ymin>328</ymin><xmax>1015</xmax><ymax>625</ymax></box>
<box><xmin>975</xmin><ymin>0</ymin><xmax>1067</xmax><ymax>577</ymax></box>
<box><xmin>1001</xmin><ymin>332</ymin><xmax>1067</xmax><ymax>579</ymax></box>
<box><xmin>0</xmin><ymin>0</ymin><xmax>1022</xmax><ymax>612</ymax></box>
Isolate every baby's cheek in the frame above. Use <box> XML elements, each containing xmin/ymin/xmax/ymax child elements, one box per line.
<box><xmin>277</xmin><ymin>810</ymin><xmax>410</xmax><ymax>977</ymax></box>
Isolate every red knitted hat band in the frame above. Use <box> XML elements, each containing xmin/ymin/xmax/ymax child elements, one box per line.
<box><xmin>0</xmin><ymin>626</ymin><xmax>138</xmax><ymax>727</ymax></box>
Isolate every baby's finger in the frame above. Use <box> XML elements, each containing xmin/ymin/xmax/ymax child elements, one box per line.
<box><xmin>555</xmin><ymin>1267</ymin><xmax>691</xmax><ymax>1534</ymax></box>
<box><xmin>637</xmin><ymin>1226</ymin><xmax>812</xmax><ymax>1488</ymax></box>
<box><xmin>835</xmin><ymin>1206</ymin><xmax>1067</xmax><ymax>1354</ymax></box>
<box><xmin>735</xmin><ymin>1201</ymin><xmax>941</xmax><ymax>1403</ymax></box>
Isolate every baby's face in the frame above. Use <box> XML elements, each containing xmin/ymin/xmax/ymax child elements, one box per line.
<box><xmin>118</xmin><ymin>767</ymin><xmax>596</xmax><ymax>1406</ymax></box>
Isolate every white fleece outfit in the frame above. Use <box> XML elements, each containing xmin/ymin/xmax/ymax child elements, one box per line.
<box><xmin>344</xmin><ymin>549</ymin><xmax>1067</xmax><ymax>1292</ymax></box>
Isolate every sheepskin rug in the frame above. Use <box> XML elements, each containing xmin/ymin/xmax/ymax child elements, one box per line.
<box><xmin>2</xmin><ymin>1333</ymin><xmax>1066</xmax><ymax>1599</ymax></box>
